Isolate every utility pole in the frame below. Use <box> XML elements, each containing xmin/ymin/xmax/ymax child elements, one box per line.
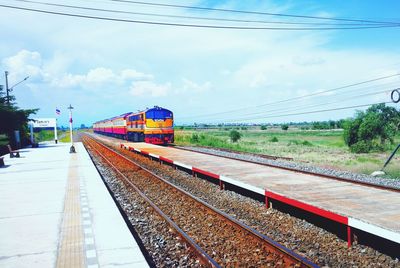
<box><xmin>5</xmin><ymin>71</ymin><xmax>9</xmax><ymax>105</ymax></box>
<box><xmin>372</xmin><ymin>88</ymin><xmax>400</xmax><ymax>176</ymax></box>
<box><xmin>4</xmin><ymin>71</ymin><xmax>29</xmax><ymax>105</ymax></box>
<box><xmin>68</xmin><ymin>104</ymin><xmax>76</xmax><ymax>153</ymax></box>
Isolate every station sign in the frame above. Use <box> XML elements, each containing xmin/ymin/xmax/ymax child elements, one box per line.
<box><xmin>31</xmin><ymin>118</ymin><xmax>57</xmax><ymax>128</ymax></box>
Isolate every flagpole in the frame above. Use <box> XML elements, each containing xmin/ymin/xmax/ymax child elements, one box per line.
<box><xmin>67</xmin><ymin>104</ymin><xmax>75</xmax><ymax>153</ymax></box>
<box><xmin>54</xmin><ymin>118</ymin><xmax>58</xmax><ymax>144</ymax></box>
<box><xmin>55</xmin><ymin>108</ymin><xmax>60</xmax><ymax>144</ymax></box>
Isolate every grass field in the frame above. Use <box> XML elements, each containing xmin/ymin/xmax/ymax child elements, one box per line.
<box><xmin>174</xmin><ymin>127</ymin><xmax>400</xmax><ymax>180</ymax></box>
<box><xmin>33</xmin><ymin>129</ymin><xmax>71</xmax><ymax>143</ymax></box>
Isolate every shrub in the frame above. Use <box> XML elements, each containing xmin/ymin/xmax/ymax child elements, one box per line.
<box><xmin>190</xmin><ymin>133</ymin><xmax>199</xmax><ymax>143</ymax></box>
<box><xmin>281</xmin><ymin>124</ymin><xmax>289</xmax><ymax>131</ymax></box>
<box><xmin>241</xmin><ymin>127</ymin><xmax>248</xmax><ymax>130</ymax></box>
<box><xmin>229</xmin><ymin>130</ymin><xmax>241</xmax><ymax>143</ymax></box>
<box><xmin>302</xmin><ymin>140</ymin><xmax>313</xmax><ymax>146</ymax></box>
<box><xmin>350</xmin><ymin>140</ymin><xmax>372</xmax><ymax>153</ymax></box>
<box><xmin>287</xmin><ymin>140</ymin><xmax>300</xmax><ymax>146</ymax></box>
<box><xmin>269</xmin><ymin>136</ymin><xmax>278</xmax><ymax>142</ymax></box>
<box><xmin>261</xmin><ymin>125</ymin><xmax>267</xmax><ymax>130</ymax></box>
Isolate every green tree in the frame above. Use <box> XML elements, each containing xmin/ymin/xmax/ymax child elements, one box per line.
<box><xmin>343</xmin><ymin>104</ymin><xmax>400</xmax><ymax>153</ymax></box>
<box><xmin>281</xmin><ymin>124</ymin><xmax>289</xmax><ymax>131</ymax></box>
<box><xmin>336</xmin><ymin>119</ymin><xmax>346</xmax><ymax>129</ymax></box>
<box><xmin>229</xmin><ymin>130</ymin><xmax>241</xmax><ymax>143</ymax></box>
<box><xmin>0</xmin><ymin>85</ymin><xmax>37</xmax><ymax>147</ymax></box>
<box><xmin>260</xmin><ymin>125</ymin><xmax>267</xmax><ymax>130</ymax></box>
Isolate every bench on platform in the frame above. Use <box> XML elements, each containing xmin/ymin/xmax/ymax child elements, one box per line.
<box><xmin>7</xmin><ymin>145</ymin><xmax>20</xmax><ymax>158</ymax></box>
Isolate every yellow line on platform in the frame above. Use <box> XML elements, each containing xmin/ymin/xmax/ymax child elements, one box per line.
<box><xmin>56</xmin><ymin>154</ymin><xmax>85</xmax><ymax>268</ymax></box>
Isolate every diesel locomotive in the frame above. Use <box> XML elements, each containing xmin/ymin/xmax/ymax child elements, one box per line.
<box><xmin>93</xmin><ymin>106</ymin><xmax>174</xmax><ymax>144</ymax></box>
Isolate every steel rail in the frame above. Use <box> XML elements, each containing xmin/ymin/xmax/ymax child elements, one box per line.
<box><xmin>83</xmin><ymin>134</ymin><xmax>318</xmax><ymax>267</ymax></box>
<box><xmin>172</xmin><ymin>144</ymin><xmax>294</xmax><ymax>161</ymax></box>
<box><xmin>172</xmin><ymin>145</ymin><xmax>400</xmax><ymax>193</ymax></box>
<box><xmin>89</xmin><ymin>131</ymin><xmax>399</xmax><ymax>192</ymax></box>
<box><xmin>83</xmin><ymin>136</ymin><xmax>220</xmax><ymax>268</ymax></box>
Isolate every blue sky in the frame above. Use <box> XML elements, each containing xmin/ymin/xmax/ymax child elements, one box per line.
<box><xmin>1</xmin><ymin>0</ymin><xmax>400</xmax><ymax>126</ymax></box>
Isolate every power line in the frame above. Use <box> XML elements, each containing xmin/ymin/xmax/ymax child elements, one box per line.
<box><xmin>1</xmin><ymin>4</ymin><xmax>400</xmax><ymax>30</ymax></box>
<box><xmin>184</xmin><ymin>81</ymin><xmax>398</xmax><ymax>121</ymax></box>
<box><xmin>219</xmin><ymin>102</ymin><xmax>392</xmax><ymax>123</ymax></box>
<box><xmin>189</xmin><ymin>89</ymin><xmax>390</xmax><ymax>122</ymax></box>
<box><xmin>180</xmin><ymin>73</ymin><xmax>400</xmax><ymax>119</ymax></box>
<box><xmin>109</xmin><ymin>0</ymin><xmax>400</xmax><ymax>25</ymax></box>
<box><xmin>224</xmin><ymin>89</ymin><xmax>392</xmax><ymax>120</ymax></box>
<box><xmin>12</xmin><ymin>0</ymin><xmax>394</xmax><ymax>27</ymax></box>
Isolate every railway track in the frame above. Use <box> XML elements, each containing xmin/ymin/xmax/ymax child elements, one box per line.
<box><xmin>83</xmin><ymin>135</ymin><xmax>317</xmax><ymax>267</ymax></box>
<box><xmin>172</xmin><ymin>144</ymin><xmax>294</xmax><ymax>161</ymax></box>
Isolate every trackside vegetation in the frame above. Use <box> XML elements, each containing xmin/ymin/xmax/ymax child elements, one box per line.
<box><xmin>343</xmin><ymin>104</ymin><xmax>400</xmax><ymax>153</ymax></box>
<box><xmin>175</xmin><ymin>103</ymin><xmax>400</xmax><ymax>180</ymax></box>
<box><xmin>0</xmin><ymin>84</ymin><xmax>37</xmax><ymax>152</ymax></box>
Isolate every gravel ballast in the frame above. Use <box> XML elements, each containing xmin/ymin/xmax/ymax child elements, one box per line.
<box><xmin>113</xmin><ymin>144</ymin><xmax>398</xmax><ymax>267</ymax></box>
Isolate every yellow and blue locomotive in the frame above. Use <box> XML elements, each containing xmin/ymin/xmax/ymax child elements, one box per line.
<box><xmin>93</xmin><ymin>106</ymin><xmax>174</xmax><ymax>145</ymax></box>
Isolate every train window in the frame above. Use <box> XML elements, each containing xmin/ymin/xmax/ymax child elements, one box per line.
<box><xmin>129</xmin><ymin>115</ymin><xmax>141</xmax><ymax>121</ymax></box>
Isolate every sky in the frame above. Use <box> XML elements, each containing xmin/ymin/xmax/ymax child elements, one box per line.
<box><xmin>1</xmin><ymin>0</ymin><xmax>400</xmax><ymax>127</ymax></box>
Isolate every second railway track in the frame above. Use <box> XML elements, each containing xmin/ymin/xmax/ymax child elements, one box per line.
<box><xmin>83</xmin><ymin>135</ymin><xmax>316</xmax><ymax>267</ymax></box>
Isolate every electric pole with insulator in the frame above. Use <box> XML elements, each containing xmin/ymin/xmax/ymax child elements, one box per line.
<box><xmin>4</xmin><ymin>71</ymin><xmax>29</xmax><ymax>105</ymax></box>
<box><xmin>68</xmin><ymin>104</ymin><xmax>76</xmax><ymax>153</ymax></box>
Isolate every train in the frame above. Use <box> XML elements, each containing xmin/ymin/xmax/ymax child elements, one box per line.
<box><xmin>93</xmin><ymin>106</ymin><xmax>174</xmax><ymax>144</ymax></box>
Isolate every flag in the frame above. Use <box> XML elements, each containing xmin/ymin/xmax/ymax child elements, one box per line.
<box><xmin>69</xmin><ymin>117</ymin><xmax>73</xmax><ymax>123</ymax></box>
<box><xmin>56</xmin><ymin>108</ymin><xmax>61</xmax><ymax>115</ymax></box>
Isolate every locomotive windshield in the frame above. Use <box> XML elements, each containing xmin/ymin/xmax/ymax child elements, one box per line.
<box><xmin>146</xmin><ymin>110</ymin><xmax>173</xmax><ymax>120</ymax></box>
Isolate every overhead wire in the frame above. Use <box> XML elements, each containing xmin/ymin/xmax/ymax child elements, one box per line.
<box><xmin>11</xmin><ymin>0</ymin><xmax>394</xmax><ymax>26</ymax></box>
<box><xmin>227</xmin><ymin>88</ymin><xmax>393</xmax><ymax>120</ymax></box>
<box><xmin>108</xmin><ymin>0</ymin><xmax>400</xmax><ymax>26</ymax></box>
<box><xmin>220</xmin><ymin>101</ymin><xmax>392</xmax><ymax>122</ymax></box>
<box><xmin>180</xmin><ymin>73</ymin><xmax>400</xmax><ymax>119</ymax></box>
<box><xmin>183</xmin><ymin>82</ymin><xmax>398</xmax><ymax>121</ymax></box>
<box><xmin>1</xmin><ymin>3</ymin><xmax>400</xmax><ymax>30</ymax></box>
<box><xmin>189</xmin><ymin>89</ymin><xmax>391</xmax><ymax>123</ymax></box>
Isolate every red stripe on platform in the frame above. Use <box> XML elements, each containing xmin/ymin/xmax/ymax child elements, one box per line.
<box><xmin>160</xmin><ymin>156</ymin><xmax>173</xmax><ymax>164</ymax></box>
<box><xmin>192</xmin><ymin>167</ymin><xmax>220</xmax><ymax>180</ymax></box>
<box><xmin>128</xmin><ymin>146</ymin><xmax>133</xmax><ymax>151</ymax></box>
<box><xmin>141</xmin><ymin>150</ymin><xmax>149</xmax><ymax>155</ymax></box>
<box><xmin>265</xmin><ymin>190</ymin><xmax>348</xmax><ymax>225</ymax></box>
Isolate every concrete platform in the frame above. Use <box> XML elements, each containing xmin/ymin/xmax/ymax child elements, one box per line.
<box><xmin>0</xmin><ymin>142</ymin><xmax>149</xmax><ymax>268</ymax></box>
<box><xmin>115</xmin><ymin>140</ymin><xmax>400</xmax><ymax>247</ymax></box>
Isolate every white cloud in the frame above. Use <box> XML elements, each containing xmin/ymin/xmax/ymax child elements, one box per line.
<box><xmin>86</xmin><ymin>67</ymin><xmax>115</xmax><ymax>84</ymax></box>
<box><xmin>52</xmin><ymin>67</ymin><xmax>154</xmax><ymax>89</ymax></box>
<box><xmin>129</xmin><ymin>81</ymin><xmax>171</xmax><ymax>97</ymax></box>
<box><xmin>53</xmin><ymin>73</ymin><xmax>86</xmax><ymax>88</ymax></box>
<box><xmin>179</xmin><ymin>78</ymin><xmax>212</xmax><ymax>93</ymax></box>
<box><xmin>2</xmin><ymin>50</ymin><xmax>45</xmax><ymax>82</ymax></box>
<box><xmin>120</xmin><ymin>69</ymin><xmax>153</xmax><ymax>81</ymax></box>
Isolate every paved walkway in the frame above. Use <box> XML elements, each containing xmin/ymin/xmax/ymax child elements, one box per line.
<box><xmin>0</xmin><ymin>142</ymin><xmax>148</xmax><ymax>268</ymax></box>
